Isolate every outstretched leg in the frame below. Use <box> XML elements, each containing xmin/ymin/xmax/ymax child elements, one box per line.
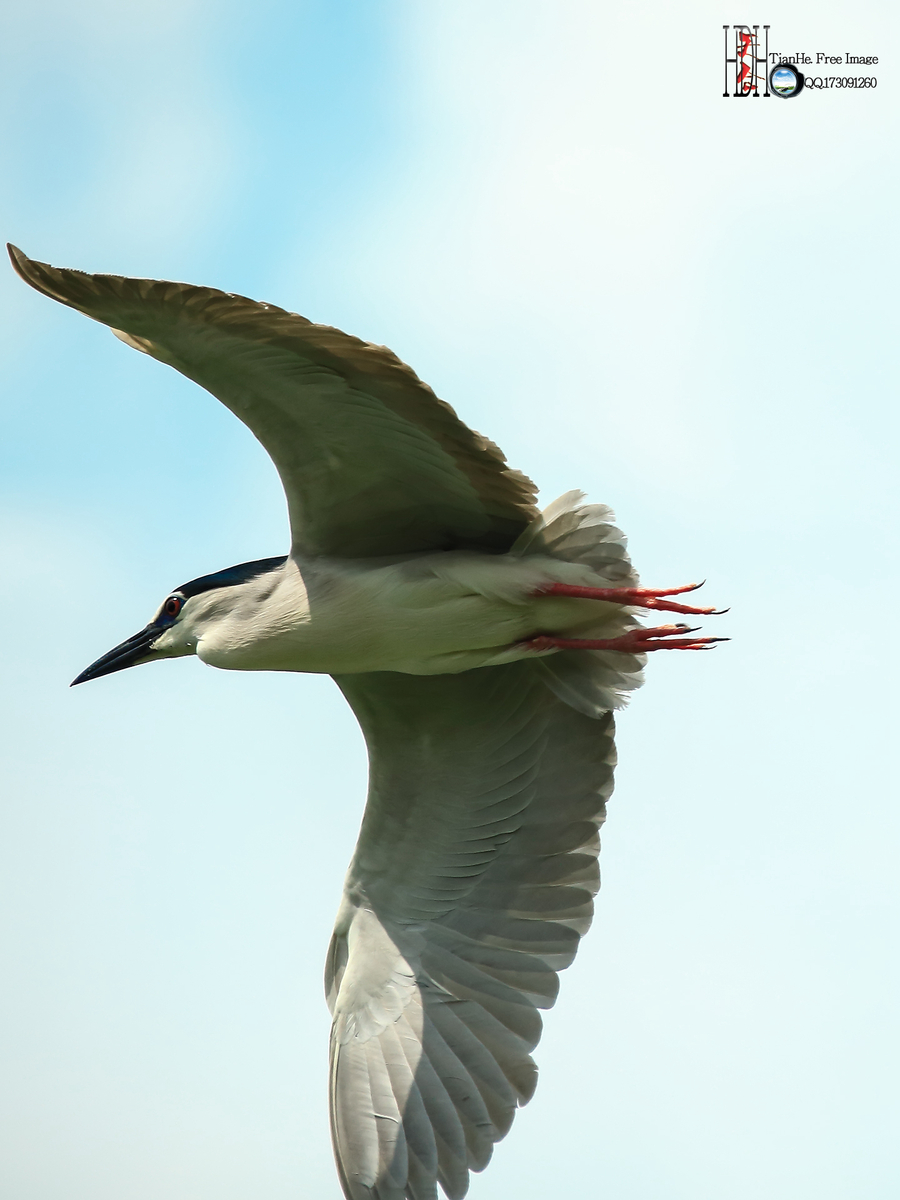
<box><xmin>534</xmin><ymin>581</ymin><xmax>727</xmax><ymax>617</ymax></box>
<box><xmin>520</xmin><ymin>624</ymin><xmax>728</xmax><ymax>653</ymax></box>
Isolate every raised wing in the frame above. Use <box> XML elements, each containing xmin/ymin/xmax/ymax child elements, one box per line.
<box><xmin>328</xmin><ymin>663</ymin><xmax>616</xmax><ymax>1199</ymax></box>
<box><xmin>8</xmin><ymin>245</ymin><xmax>538</xmax><ymax>557</ymax></box>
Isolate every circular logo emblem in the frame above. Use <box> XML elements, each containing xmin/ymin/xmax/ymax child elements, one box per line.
<box><xmin>770</xmin><ymin>64</ymin><xmax>805</xmax><ymax>97</ymax></box>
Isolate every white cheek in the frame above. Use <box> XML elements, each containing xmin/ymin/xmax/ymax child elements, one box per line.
<box><xmin>152</xmin><ymin>625</ymin><xmax>197</xmax><ymax>660</ymax></box>
<box><xmin>195</xmin><ymin>636</ymin><xmax>229</xmax><ymax>668</ymax></box>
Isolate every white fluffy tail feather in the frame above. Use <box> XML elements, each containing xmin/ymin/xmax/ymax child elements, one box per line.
<box><xmin>514</xmin><ymin>491</ymin><xmax>646</xmax><ymax>718</ymax></box>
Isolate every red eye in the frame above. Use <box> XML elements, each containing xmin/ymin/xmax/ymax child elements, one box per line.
<box><xmin>164</xmin><ymin>596</ymin><xmax>182</xmax><ymax>618</ymax></box>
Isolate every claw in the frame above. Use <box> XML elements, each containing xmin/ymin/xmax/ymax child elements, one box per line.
<box><xmin>520</xmin><ymin>624</ymin><xmax>730</xmax><ymax>654</ymax></box>
<box><xmin>534</xmin><ymin>580</ymin><xmax>727</xmax><ymax>616</ymax></box>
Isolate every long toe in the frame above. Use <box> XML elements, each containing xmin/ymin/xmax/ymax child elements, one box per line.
<box><xmin>521</xmin><ymin>625</ymin><xmax>730</xmax><ymax>653</ymax></box>
<box><xmin>534</xmin><ymin>581</ymin><xmax>727</xmax><ymax>616</ymax></box>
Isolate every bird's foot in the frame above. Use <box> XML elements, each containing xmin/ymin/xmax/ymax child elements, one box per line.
<box><xmin>533</xmin><ymin>580</ymin><xmax>727</xmax><ymax>616</ymax></box>
<box><xmin>520</xmin><ymin>625</ymin><xmax>729</xmax><ymax>653</ymax></box>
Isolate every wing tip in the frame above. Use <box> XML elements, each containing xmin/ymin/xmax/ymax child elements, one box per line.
<box><xmin>7</xmin><ymin>242</ymin><xmax>33</xmax><ymax>283</ymax></box>
<box><xmin>6</xmin><ymin>243</ymin><xmax>79</xmax><ymax>306</ymax></box>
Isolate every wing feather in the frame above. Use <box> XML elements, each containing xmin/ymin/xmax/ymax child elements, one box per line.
<box><xmin>327</xmin><ymin>661</ymin><xmax>617</xmax><ymax>1198</ymax></box>
<box><xmin>8</xmin><ymin>245</ymin><xmax>538</xmax><ymax>556</ymax></box>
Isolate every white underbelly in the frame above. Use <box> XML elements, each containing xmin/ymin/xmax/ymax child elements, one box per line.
<box><xmin>196</xmin><ymin>553</ymin><xmax>628</xmax><ymax>676</ymax></box>
<box><xmin>201</xmin><ymin>595</ymin><xmax>528</xmax><ymax>674</ymax></box>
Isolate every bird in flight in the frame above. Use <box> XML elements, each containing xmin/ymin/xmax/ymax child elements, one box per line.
<box><xmin>10</xmin><ymin>245</ymin><xmax>725</xmax><ymax>1200</ymax></box>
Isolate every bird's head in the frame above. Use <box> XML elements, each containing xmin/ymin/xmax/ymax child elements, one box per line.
<box><xmin>71</xmin><ymin>556</ymin><xmax>288</xmax><ymax>686</ymax></box>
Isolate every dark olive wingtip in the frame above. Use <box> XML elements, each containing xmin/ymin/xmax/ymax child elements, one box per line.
<box><xmin>7</xmin><ymin>244</ymin><xmax>55</xmax><ymax>296</ymax></box>
<box><xmin>7</xmin><ymin>243</ymin><xmax>30</xmax><ymax>276</ymax></box>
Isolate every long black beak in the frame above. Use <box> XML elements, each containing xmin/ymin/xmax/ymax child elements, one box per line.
<box><xmin>71</xmin><ymin>625</ymin><xmax>160</xmax><ymax>687</ymax></box>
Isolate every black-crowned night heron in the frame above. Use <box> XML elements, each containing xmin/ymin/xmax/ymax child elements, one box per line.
<box><xmin>10</xmin><ymin>244</ymin><xmax>724</xmax><ymax>1200</ymax></box>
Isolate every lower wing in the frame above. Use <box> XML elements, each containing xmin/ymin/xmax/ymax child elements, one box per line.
<box><xmin>327</xmin><ymin>662</ymin><xmax>617</xmax><ymax>1199</ymax></box>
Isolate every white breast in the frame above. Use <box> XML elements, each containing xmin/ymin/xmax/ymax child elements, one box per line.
<box><xmin>195</xmin><ymin>552</ymin><xmax>632</xmax><ymax>677</ymax></box>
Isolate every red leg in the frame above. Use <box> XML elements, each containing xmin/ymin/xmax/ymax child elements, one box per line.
<box><xmin>534</xmin><ymin>580</ymin><xmax>727</xmax><ymax>616</ymax></box>
<box><xmin>520</xmin><ymin>625</ymin><xmax>729</xmax><ymax>653</ymax></box>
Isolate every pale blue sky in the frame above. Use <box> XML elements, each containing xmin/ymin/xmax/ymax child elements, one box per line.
<box><xmin>1</xmin><ymin>3</ymin><xmax>896</xmax><ymax>1198</ymax></box>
